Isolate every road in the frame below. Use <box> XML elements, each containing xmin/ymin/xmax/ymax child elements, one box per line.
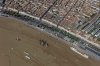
<box><xmin>83</xmin><ymin>11</ymin><xmax>100</xmax><ymax>32</ymax></box>
<box><xmin>78</xmin><ymin>11</ymin><xmax>100</xmax><ymax>30</ymax></box>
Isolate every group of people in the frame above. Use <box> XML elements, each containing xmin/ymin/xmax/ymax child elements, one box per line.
<box><xmin>39</xmin><ymin>39</ymin><xmax>48</xmax><ymax>47</ymax></box>
<box><xmin>16</xmin><ymin>36</ymin><xmax>49</xmax><ymax>47</ymax></box>
<box><xmin>16</xmin><ymin>36</ymin><xmax>21</xmax><ymax>41</ymax></box>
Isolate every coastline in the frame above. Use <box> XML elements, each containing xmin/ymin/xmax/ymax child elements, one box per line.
<box><xmin>0</xmin><ymin>7</ymin><xmax>100</xmax><ymax>60</ymax></box>
<box><xmin>5</xmin><ymin>7</ymin><xmax>100</xmax><ymax>48</ymax></box>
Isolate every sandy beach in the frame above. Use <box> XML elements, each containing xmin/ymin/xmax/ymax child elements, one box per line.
<box><xmin>0</xmin><ymin>16</ymin><xmax>100</xmax><ymax>66</ymax></box>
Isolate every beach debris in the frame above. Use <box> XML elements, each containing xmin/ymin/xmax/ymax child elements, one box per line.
<box><xmin>25</xmin><ymin>56</ymin><xmax>31</xmax><ymax>60</ymax></box>
<box><xmin>24</xmin><ymin>51</ymin><xmax>31</xmax><ymax>60</ymax></box>
<box><xmin>24</xmin><ymin>52</ymin><xmax>29</xmax><ymax>55</ymax></box>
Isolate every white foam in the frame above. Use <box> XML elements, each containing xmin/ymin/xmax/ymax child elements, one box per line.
<box><xmin>70</xmin><ymin>47</ymin><xmax>88</xmax><ymax>59</ymax></box>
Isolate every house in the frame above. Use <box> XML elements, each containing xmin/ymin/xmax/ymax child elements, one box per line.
<box><xmin>0</xmin><ymin>0</ymin><xmax>6</xmax><ymax>5</ymax></box>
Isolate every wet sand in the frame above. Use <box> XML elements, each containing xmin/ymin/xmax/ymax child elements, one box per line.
<box><xmin>0</xmin><ymin>16</ymin><xmax>100</xmax><ymax>66</ymax></box>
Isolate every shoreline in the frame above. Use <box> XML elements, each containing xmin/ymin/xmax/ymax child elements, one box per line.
<box><xmin>0</xmin><ymin>7</ymin><xmax>100</xmax><ymax>60</ymax></box>
<box><xmin>5</xmin><ymin>7</ymin><xmax>100</xmax><ymax>48</ymax></box>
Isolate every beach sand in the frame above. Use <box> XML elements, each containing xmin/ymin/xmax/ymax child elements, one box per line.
<box><xmin>0</xmin><ymin>16</ymin><xmax>100</xmax><ymax>66</ymax></box>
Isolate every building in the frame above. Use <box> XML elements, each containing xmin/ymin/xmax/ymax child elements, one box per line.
<box><xmin>0</xmin><ymin>0</ymin><xmax>6</xmax><ymax>7</ymax></box>
<box><xmin>0</xmin><ymin>0</ymin><xmax>6</xmax><ymax>4</ymax></box>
